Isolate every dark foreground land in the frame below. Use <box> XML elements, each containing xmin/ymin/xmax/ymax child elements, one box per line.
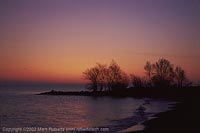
<box><xmin>39</xmin><ymin>87</ymin><xmax>200</xmax><ymax>132</ymax></box>
<box><xmin>142</xmin><ymin>97</ymin><xmax>200</xmax><ymax>132</ymax></box>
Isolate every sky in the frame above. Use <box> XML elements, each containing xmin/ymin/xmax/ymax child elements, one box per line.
<box><xmin>0</xmin><ymin>0</ymin><xmax>200</xmax><ymax>84</ymax></box>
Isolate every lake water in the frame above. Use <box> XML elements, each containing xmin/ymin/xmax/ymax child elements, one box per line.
<box><xmin>0</xmin><ymin>84</ymin><xmax>175</xmax><ymax>132</ymax></box>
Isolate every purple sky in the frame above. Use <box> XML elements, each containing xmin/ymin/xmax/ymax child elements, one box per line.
<box><xmin>0</xmin><ymin>0</ymin><xmax>200</xmax><ymax>83</ymax></box>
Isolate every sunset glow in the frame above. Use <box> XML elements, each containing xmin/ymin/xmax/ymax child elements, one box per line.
<box><xmin>1</xmin><ymin>0</ymin><xmax>200</xmax><ymax>84</ymax></box>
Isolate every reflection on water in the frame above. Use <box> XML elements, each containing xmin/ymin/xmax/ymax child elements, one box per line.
<box><xmin>0</xmin><ymin>86</ymin><xmax>174</xmax><ymax>132</ymax></box>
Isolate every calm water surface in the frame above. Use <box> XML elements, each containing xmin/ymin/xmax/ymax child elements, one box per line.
<box><xmin>0</xmin><ymin>85</ymin><xmax>175</xmax><ymax>132</ymax></box>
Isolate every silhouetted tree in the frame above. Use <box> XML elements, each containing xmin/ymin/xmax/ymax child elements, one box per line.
<box><xmin>144</xmin><ymin>61</ymin><xmax>153</xmax><ymax>86</ymax></box>
<box><xmin>96</xmin><ymin>63</ymin><xmax>108</xmax><ymax>91</ymax></box>
<box><xmin>130</xmin><ymin>74</ymin><xmax>143</xmax><ymax>88</ymax></box>
<box><xmin>117</xmin><ymin>71</ymin><xmax>129</xmax><ymax>90</ymax></box>
<box><xmin>107</xmin><ymin>60</ymin><xmax>129</xmax><ymax>91</ymax></box>
<box><xmin>151</xmin><ymin>58</ymin><xmax>175</xmax><ymax>87</ymax></box>
<box><xmin>84</xmin><ymin>58</ymin><xmax>190</xmax><ymax>91</ymax></box>
<box><xmin>83</xmin><ymin>66</ymin><xmax>99</xmax><ymax>92</ymax></box>
<box><xmin>83</xmin><ymin>60</ymin><xmax>129</xmax><ymax>92</ymax></box>
<box><xmin>174</xmin><ymin>66</ymin><xmax>186</xmax><ymax>87</ymax></box>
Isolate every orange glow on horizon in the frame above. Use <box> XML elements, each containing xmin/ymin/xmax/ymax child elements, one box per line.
<box><xmin>1</xmin><ymin>0</ymin><xmax>200</xmax><ymax>84</ymax></box>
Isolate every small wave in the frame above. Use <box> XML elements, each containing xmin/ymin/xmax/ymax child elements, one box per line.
<box><xmin>98</xmin><ymin>110</ymin><xmax>154</xmax><ymax>132</ymax></box>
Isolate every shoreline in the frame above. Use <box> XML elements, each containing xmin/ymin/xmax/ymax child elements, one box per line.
<box><xmin>122</xmin><ymin>102</ymin><xmax>178</xmax><ymax>132</ymax></box>
<box><xmin>141</xmin><ymin>97</ymin><xmax>200</xmax><ymax>132</ymax></box>
<box><xmin>38</xmin><ymin>86</ymin><xmax>200</xmax><ymax>99</ymax></box>
<box><xmin>38</xmin><ymin>87</ymin><xmax>200</xmax><ymax>132</ymax></box>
